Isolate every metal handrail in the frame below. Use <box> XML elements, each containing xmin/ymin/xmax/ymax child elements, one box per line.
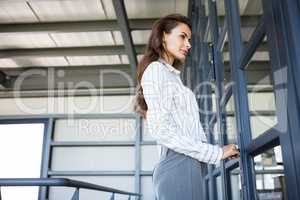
<box><xmin>0</xmin><ymin>178</ymin><xmax>141</xmax><ymax>198</ymax></box>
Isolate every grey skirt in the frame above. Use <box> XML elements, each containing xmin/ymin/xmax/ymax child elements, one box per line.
<box><xmin>152</xmin><ymin>146</ymin><xmax>205</xmax><ymax>200</ymax></box>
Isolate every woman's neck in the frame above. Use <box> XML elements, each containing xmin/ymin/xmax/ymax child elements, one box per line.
<box><xmin>162</xmin><ymin>53</ymin><xmax>174</xmax><ymax>66</ymax></box>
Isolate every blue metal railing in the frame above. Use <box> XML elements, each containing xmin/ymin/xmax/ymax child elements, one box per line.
<box><xmin>0</xmin><ymin>178</ymin><xmax>141</xmax><ymax>200</ymax></box>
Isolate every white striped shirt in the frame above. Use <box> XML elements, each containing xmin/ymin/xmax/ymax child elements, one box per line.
<box><xmin>141</xmin><ymin>59</ymin><xmax>223</xmax><ymax>165</ymax></box>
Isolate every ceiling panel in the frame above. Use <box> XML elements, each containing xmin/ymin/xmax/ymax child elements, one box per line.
<box><xmin>102</xmin><ymin>0</ymin><xmax>186</xmax><ymax>20</ymax></box>
<box><xmin>223</xmin><ymin>52</ymin><xmax>269</xmax><ymax>62</ymax></box>
<box><xmin>137</xmin><ymin>54</ymin><xmax>144</xmax><ymax>62</ymax></box>
<box><xmin>242</xmin><ymin>0</ymin><xmax>263</xmax><ymax>15</ymax></box>
<box><xmin>238</xmin><ymin>0</ymin><xmax>250</xmax><ymax>15</ymax></box>
<box><xmin>0</xmin><ymin>59</ymin><xmax>19</xmax><ymax>68</ymax></box>
<box><xmin>131</xmin><ymin>30</ymin><xmax>151</xmax><ymax>44</ymax></box>
<box><xmin>8</xmin><ymin>57</ymin><xmax>69</xmax><ymax>67</ymax></box>
<box><xmin>29</xmin><ymin>0</ymin><xmax>106</xmax><ymax>22</ymax></box>
<box><xmin>101</xmin><ymin>0</ymin><xmax>117</xmax><ymax>19</ymax></box>
<box><xmin>251</xmin><ymin>52</ymin><xmax>269</xmax><ymax>61</ymax></box>
<box><xmin>67</xmin><ymin>55</ymin><xmax>121</xmax><ymax>65</ymax></box>
<box><xmin>0</xmin><ymin>33</ymin><xmax>56</xmax><ymax>49</ymax></box>
<box><xmin>120</xmin><ymin>55</ymin><xmax>129</xmax><ymax>64</ymax></box>
<box><xmin>216</xmin><ymin>0</ymin><xmax>263</xmax><ymax>16</ymax></box>
<box><xmin>112</xmin><ymin>30</ymin><xmax>150</xmax><ymax>45</ymax></box>
<box><xmin>112</xmin><ymin>31</ymin><xmax>123</xmax><ymax>45</ymax></box>
<box><xmin>216</xmin><ymin>0</ymin><xmax>225</xmax><ymax>16</ymax></box>
<box><xmin>121</xmin><ymin>54</ymin><xmax>144</xmax><ymax>64</ymax></box>
<box><xmin>0</xmin><ymin>2</ymin><xmax>38</xmax><ymax>23</ymax></box>
<box><xmin>175</xmin><ymin>0</ymin><xmax>189</xmax><ymax>15</ymax></box>
<box><xmin>124</xmin><ymin>0</ymin><xmax>176</xmax><ymax>19</ymax></box>
<box><xmin>50</xmin><ymin>32</ymin><xmax>115</xmax><ymax>47</ymax></box>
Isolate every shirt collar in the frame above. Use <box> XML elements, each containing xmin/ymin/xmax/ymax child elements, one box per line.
<box><xmin>158</xmin><ymin>58</ymin><xmax>181</xmax><ymax>75</ymax></box>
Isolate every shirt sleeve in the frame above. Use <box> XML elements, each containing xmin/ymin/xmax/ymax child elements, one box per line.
<box><xmin>141</xmin><ymin>62</ymin><xmax>223</xmax><ymax>165</ymax></box>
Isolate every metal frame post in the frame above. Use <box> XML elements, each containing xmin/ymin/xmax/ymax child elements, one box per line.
<box><xmin>224</xmin><ymin>0</ymin><xmax>257</xmax><ymax>199</ymax></box>
<box><xmin>39</xmin><ymin>118</ymin><xmax>54</xmax><ymax>200</ymax></box>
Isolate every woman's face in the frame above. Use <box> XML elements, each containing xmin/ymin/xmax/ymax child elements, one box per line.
<box><xmin>163</xmin><ymin>22</ymin><xmax>192</xmax><ymax>62</ymax></box>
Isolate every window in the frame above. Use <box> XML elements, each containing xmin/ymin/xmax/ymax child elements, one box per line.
<box><xmin>254</xmin><ymin>146</ymin><xmax>286</xmax><ymax>200</ymax></box>
<box><xmin>0</xmin><ymin>123</ymin><xmax>45</xmax><ymax>200</ymax></box>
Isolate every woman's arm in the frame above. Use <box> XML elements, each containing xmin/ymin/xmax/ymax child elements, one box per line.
<box><xmin>142</xmin><ymin>62</ymin><xmax>223</xmax><ymax>165</ymax></box>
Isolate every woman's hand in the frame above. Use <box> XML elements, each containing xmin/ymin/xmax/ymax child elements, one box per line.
<box><xmin>221</xmin><ymin>144</ymin><xmax>240</xmax><ymax>160</ymax></box>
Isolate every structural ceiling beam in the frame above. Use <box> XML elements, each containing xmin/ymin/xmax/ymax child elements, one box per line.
<box><xmin>0</xmin><ymin>16</ymin><xmax>260</xmax><ymax>34</ymax></box>
<box><xmin>0</xmin><ymin>45</ymin><xmax>145</xmax><ymax>58</ymax></box>
<box><xmin>112</xmin><ymin>0</ymin><xmax>137</xmax><ymax>84</ymax></box>
<box><xmin>0</xmin><ymin>19</ymin><xmax>157</xmax><ymax>33</ymax></box>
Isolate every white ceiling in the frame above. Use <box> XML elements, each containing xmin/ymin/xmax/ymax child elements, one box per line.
<box><xmin>0</xmin><ymin>0</ymin><xmax>270</xmax><ymax>95</ymax></box>
<box><xmin>0</xmin><ymin>0</ymin><xmax>188</xmax><ymax>68</ymax></box>
<box><xmin>0</xmin><ymin>0</ymin><xmax>264</xmax><ymax>69</ymax></box>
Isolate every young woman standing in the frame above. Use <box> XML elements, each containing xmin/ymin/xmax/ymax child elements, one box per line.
<box><xmin>135</xmin><ymin>14</ymin><xmax>239</xmax><ymax>200</ymax></box>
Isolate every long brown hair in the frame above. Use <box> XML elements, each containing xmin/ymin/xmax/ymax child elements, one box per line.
<box><xmin>134</xmin><ymin>14</ymin><xmax>191</xmax><ymax>118</ymax></box>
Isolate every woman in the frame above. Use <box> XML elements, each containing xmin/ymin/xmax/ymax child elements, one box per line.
<box><xmin>134</xmin><ymin>14</ymin><xmax>239</xmax><ymax>199</ymax></box>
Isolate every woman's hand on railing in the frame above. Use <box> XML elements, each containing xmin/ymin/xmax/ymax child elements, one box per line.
<box><xmin>221</xmin><ymin>144</ymin><xmax>240</xmax><ymax>160</ymax></box>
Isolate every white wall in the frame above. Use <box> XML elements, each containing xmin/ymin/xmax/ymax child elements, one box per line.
<box><xmin>0</xmin><ymin>90</ymin><xmax>277</xmax><ymax>199</ymax></box>
<box><xmin>0</xmin><ymin>95</ymin><xmax>135</xmax><ymax>115</ymax></box>
<box><xmin>0</xmin><ymin>95</ymin><xmax>158</xmax><ymax>200</ymax></box>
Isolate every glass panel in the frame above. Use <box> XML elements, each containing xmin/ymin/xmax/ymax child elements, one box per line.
<box><xmin>202</xmin><ymin>0</ymin><xmax>225</xmax><ymax>36</ymax></box>
<box><xmin>237</xmin><ymin>0</ymin><xmax>277</xmax><ymax>139</ymax></box>
<box><xmin>239</xmin><ymin>0</ymin><xmax>263</xmax><ymax>43</ymax></box>
<box><xmin>196</xmin><ymin>2</ymin><xmax>219</xmax><ymax>145</ymax></box>
<box><xmin>204</xmin><ymin>0</ymin><xmax>211</xmax><ymax>43</ymax></box>
<box><xmin>205</xmin><ymin>0</ymin><xmax>225</xmax><ymax>42</ymax></box>
<box><xmin>225</xmin><ymin>94</ymin><xmax>238</xmax><ymax>145</ymax></box>
<box><xmin>230</xmin><ymin>168</ymin><xmax>242</xmax><ymax>200</ymax></box>
<box><xmin>223</xmin><ymin>52</ymin><xmax>231</xmax><ymax>85</ymax></box>
<box><xmin>202</xmin><ymin>0</ymin><xmax>230</xmax><ymax>146</ymax></box>
<box><xmin>245</xmin><ymin>39</ymin><xmax>277</xmax><ymax>139</ymax></box>
<box><xmin>223</xmin><ymin>36</ymin><xmax>236</xmax><ymax>145</ymax></box>
<box><xmin>254</xmin><ymin>146</ymin><xmax>286</xmax><ymax>199</ymax></box>
<box><xmin>195</xmin><ymin>64</ymin><xmax>215</xmax><ymax>140</ymax></box>
<box><xmin>210</xmin><ymin>38</ymin><xmax>228</xmax><ymax>145</ymax></box>
<box><xmin>212</xmin><ymin>120</ymin><xmax>220</xmax><ymax>145</ymax></box>
<box><xmin>0</xmin><ymin>123</ymin><xmax>44</xmax><ymax>200</ymax></box>
<box><xmin>216</xmin><ymin>0</ymin><xmax>226</xmax><ymax>34</ymax></box>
